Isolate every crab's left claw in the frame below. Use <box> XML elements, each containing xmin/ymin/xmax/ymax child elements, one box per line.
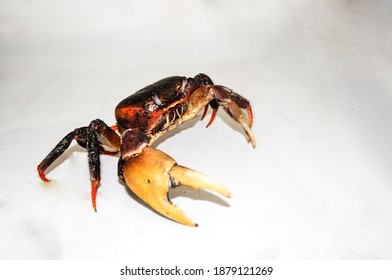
<box><xmin>123</xmin><ymin>146</ymin><xmax>231</xmax><ymax>227</ymax></box>
<box><xmin>210</xmin><ymin>86</ymin><xmax>256</xmax><ymax>148</ymax></box>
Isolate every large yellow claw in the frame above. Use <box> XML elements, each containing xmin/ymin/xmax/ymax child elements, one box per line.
<box><xmin>123</xmin><ymin>146</ymin><xmax>231</xmax><ymax>227</ymax></box>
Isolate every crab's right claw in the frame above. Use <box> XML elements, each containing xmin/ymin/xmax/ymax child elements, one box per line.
<box><xmin>123</xmin><ymin>146</ymin><xmax>231</xmax><ymax>227</ymax></box>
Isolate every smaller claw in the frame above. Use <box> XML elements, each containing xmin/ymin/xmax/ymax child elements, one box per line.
<box><xmin>224</xmin><ymin>101</ymin><xmax>256</xmax><ymax>148</ymax></box>
<box><xmin>123</xmin><ymin>146</ymin><xmax>230</xmax><ymax>226</ymax></box>
<box><xmin>210</xmin><ymin>86</ymin><xmax>256</xmax><ymax>148</ymax></box>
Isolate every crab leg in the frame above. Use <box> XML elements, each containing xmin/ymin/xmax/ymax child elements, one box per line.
<box><xmin>37</xmin><ymin>119</ymin><xmax>120</xmax><ymax>211</ymax></box>
<box><xmin>122</xmin><ymin>146</ymin><xmax>230</xmax><ymax>227</ymax></box>
<box><xmin>37</xmin><ymin>131</ymin><xmax>77</xmax><ymax>182</ymax></box>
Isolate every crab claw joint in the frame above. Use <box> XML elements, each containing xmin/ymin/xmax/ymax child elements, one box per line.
<box><xmin>123</xmin><ymin>146</ymin><xmax>231</xmax><ymax>227</ymax></box>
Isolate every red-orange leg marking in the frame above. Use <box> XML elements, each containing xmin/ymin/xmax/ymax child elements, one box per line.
<box><xmin>37</xmin><ymin>166</ymin><xmax>50</xmax><ymax>182</ymax></box>
<box><xmin>206</xmin><ymin>108</ymin><xmax>218</xmax><ymax>128</ymax></box>
<box><xmin>200</xmin><ymin>104</ymin><xmax>209</xmax><ymax>121</ymax></box>
<box><xmin>91</xmin><ymin>180</ymin><xmax>99</xmax><ymax>212</ymax></box>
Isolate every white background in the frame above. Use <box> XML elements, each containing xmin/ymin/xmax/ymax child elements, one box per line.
<box><xmin>1</xmin><ymin>0</ymin><xmax>392</xmax><ymax>260</ymax></box>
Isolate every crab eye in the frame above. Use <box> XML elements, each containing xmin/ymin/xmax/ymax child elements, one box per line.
<box><xmin>176</xmin><ymin>78</ymin><xmax>187</xmax><ymax>93</ymax></box>
<box><xmin>151</xmin><ymin>94</ymin><xmax>162</xmax><ymax>106</ymax></box>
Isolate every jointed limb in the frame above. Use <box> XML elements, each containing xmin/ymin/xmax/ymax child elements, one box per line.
<box><xmin>37</xmin><ymin>119</ymin><xmax>120</xmax><ymax>211</ymax></box>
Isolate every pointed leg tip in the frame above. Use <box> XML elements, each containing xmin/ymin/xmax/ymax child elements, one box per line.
<box><xmin>92</xmin><ymin>200</ymin><xmax>97</xmax><ymax>212</ymax></box>
<box><xmin>37</xmin><ymin>167</ymin><xmax>50</xmax><ymax>182</ymax></box>
<box><xmin>91</xmin><ymin>180</ymin><xmax>99</xmax><ymax>213</ymax></box>
<box><xmin>40</xmin><ymin>175</ymin><xmax>50</xmax><ymax>182</ymax></box>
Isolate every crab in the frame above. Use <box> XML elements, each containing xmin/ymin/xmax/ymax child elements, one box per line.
<box><xmin>37</xmin><ymin>73</ymin><xmax>256</xmax><ymax>226</ymax></box>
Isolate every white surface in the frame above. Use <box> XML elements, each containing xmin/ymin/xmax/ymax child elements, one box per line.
<box><xmin>1</xmin><ymin>0</ymin><xmax>392</xmax><ymax>260</ymax></box>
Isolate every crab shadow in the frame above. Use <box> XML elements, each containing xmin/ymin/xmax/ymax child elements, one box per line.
<box><xmin>119</xmin><ymin>178</ymin><xmax>230</xmax><ymax>221</ymax></box>
<box><xmin>152</xmin><ymin>116</ymin><xmax>198</xmax><ymax>147</ymax></box>
<box><xmin>152</xmin><ymin>109</ymin><xmax>246</xmax><ymax>147</ymax></box>
<box><xmin>37</xmin><ymin>144</ymin><xmax>86</xmax><ymax>179</ymax></box>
